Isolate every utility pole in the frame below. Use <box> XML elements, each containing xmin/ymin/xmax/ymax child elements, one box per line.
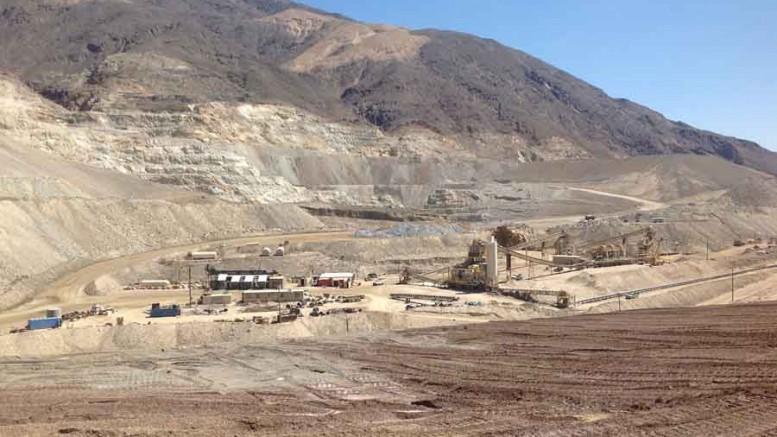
<box><xmin>731</xmin><ymin>267</ymin><xmax>735</xmax><ymax>303</ymax></box>
<box><xmin>525</xmin><ymin>248</ymin><xmax>530</xmax><ymax>280</ymax></box>
<box><xmin>618</xmin><ymin>294</ymin><xmax>621</xmax><ymax>312</ymax></box>
<box><xmin>188</xmin><ymin>265</ymin><xmax>193</xmax><ymax>307</ymax></box>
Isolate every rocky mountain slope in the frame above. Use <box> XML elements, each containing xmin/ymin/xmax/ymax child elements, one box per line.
<box><xmin>1</xmin><ymin>0</ymin><xmax>775</xmax><ymax>174</ymax></box>
<box><xmin>0</xmin><ymin>133</ymin><xmax>322</xmax><ymax>309</ymax></box>
<box><xmin>0</xmin><ymin>76</ymin><xmax>324</xmax><ymax>309</ymax></box>
<box><xmin>5</xmin><ymin>71</ymin><xmax>774</xmax><ymax>214</ymax></box>
<box><xmin>6</xmin><ymin>63</ymin><xmax>777</xmax><ymax>312</ymax></box>
<box><xmin>2</xmin><ymin>0</ymin><xmax>777</xmax><ymax>331</ymax></box>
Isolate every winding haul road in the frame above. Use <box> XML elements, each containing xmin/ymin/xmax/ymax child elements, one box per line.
<box><xmin>0</xmin><ymin>185</ymin><xmax>671</xmax><ymax>332</ymax></box>
<box><xmin>0</xmin><ymin>230</ymin><xmax>354</xmax><ymax>331</ymax></box>
<box><xmin>564</xmin><ymin>186</ymin><xmax>667</xmax><ymax>211</ymax></box>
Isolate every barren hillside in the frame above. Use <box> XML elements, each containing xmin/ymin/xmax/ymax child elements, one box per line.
<box><xmin>0</xmin><ymin>0</ymin><xmax>775</xmax><ymax>173</ymax></box>
<box><xmin>2</xmin><ymin>3</ymin><xmax>777</xmax><ymax>433</ymax></box>
<box><xmin>7</xmin><ymin>67</ymin><xmax>777</xmax><ymax>313</ymax></box>
<box><xmin>0</xmin><ymin>134</ymin><xmax>322</xmax><ymax>310</ymax></box>
<box><xmin>0</xmin><ymin>0</ymin><xmax>776</xmax><ymax>322</ymax></box>
<box><xmin>2</xmin><ymin>73</ymin><xmax>773</xmax><ymax>209</ymax></box>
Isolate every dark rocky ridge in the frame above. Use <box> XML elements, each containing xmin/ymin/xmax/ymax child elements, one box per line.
<box><xmin>1</xmin><ymin>0</ymin><xmax>774</xmax><ymax>174</ymax></box>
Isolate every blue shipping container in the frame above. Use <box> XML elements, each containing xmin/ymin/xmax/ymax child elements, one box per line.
<box><xmin>27</xmin><ymin>317</ymin><xmax>62</xmax><ymax>330</ymax></box>
<box><xmin>150</xmin><ymin>305</ymin><xmax>181</xmax><ymax>318</ymax></box>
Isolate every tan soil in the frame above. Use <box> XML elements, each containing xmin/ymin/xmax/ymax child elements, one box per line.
<box><xmin>4</xmin><ymin>303</ymin><xmax>777</xmax><ymax>435</ymax></box>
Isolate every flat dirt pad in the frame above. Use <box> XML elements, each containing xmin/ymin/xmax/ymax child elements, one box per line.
<box><xmin>5</xmin><ymin>303</ymin><xmax>777</xmax><ymax>435</ymax></box>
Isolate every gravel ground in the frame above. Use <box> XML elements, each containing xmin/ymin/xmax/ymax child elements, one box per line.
<box><xmin>4</xmin><ymin>302</ymin><xmax>777</xmax><ymax>435</ymax></box>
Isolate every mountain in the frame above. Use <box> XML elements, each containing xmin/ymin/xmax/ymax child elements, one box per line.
<box><xmin>1</xmin><ymin>0</ymin><xmax>775</xmax><ymax>174</ymax></box>
<box><xmin>2</xmin><ymin>0</ymin><xmax>777</xmax><ymax>314</ymax></box>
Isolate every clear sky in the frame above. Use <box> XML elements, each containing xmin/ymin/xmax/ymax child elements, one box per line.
<box><xmin>302</xmin><ymin>0</ymin><xmax>777</xmax><ymax>150</ymax></box>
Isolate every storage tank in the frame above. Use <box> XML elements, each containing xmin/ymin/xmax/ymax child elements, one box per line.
<box><xmin>46</xmin><ymin>308</ymin><xmax>62</xmax><ymax>319</ymax></box>
<box><xmin>187</xmin><ymin>251</ymin><xmax>218</xmax><ymax>260</ymax></box>
<box><xmin>274</xmin><ymin>246</ymin><xmax>285</xmax><ymax>256</ymax></box>
<box><xmin>260</xmin><ymin>247</ymin><xmax>272</xmax><ymax>257</ymax></box>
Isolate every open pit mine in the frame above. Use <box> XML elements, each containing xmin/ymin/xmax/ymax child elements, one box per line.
<box><xmin>1</xmin><ymin>0</ymin><xmax>777</xmax><ymax>435</ymax></box>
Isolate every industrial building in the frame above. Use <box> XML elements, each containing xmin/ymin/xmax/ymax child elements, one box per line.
<box><xmin>242</xmin><ymin>289</ymin><xmax>305</xmax><ymax>304</ymax></box>
<box><xmin>315</xmin><ymin>272</ymin><xmax>355</xmax><ymax>288</ymax></box>
<box><xmin>207</xmin><ymin>268</ymin><xmax>279</xmax><ymax>291</ymax></box>
<box><xmin>401</xmin><ymin>226</ymin><xmax>664</xmax><ymax>298</ymax></box>
<box><xmin>425</xmin><ymin>238</ymin><xmax>497</xmax><ymax>291</ymax></box>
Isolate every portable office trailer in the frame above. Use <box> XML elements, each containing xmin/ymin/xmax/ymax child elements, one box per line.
<box><xmin>27</xmin><ymin>317</ymin><xmax>62</xmax><ymax>330</ymax></box>
<box><xmin>200</xmin><ymin>293</ymin><xmax>231</xmax><ymax>305</ymax></box>
<box><xmin>150</xmin><ymin>303</ymin><xmax>181</xmax><ymax>318</ymax></box>
<box><xmin>139</xmin><ymin>279</ymin><xmax>171</xmax><ymax>289</ymax></box>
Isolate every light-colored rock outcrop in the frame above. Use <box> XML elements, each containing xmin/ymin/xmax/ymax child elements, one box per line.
<box><xmin>0</xmin><ymin>75</ymin><xmax>474</xmax><ymax>205</ymax></box>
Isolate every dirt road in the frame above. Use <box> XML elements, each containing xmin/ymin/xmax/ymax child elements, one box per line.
<box><xmin>566</xmin><ymin>186</ymin><xmax>667</xmax><ymax>211</ymax></box>
<box><xmin>522</xmin><ymin>185</ymin><xmax>667</xmax><ymax>229</ymax></box>
<box><xmin>0</xmin><ymin>230</ymin><xmax>354</xmax><ymax>331</ymax></box>
<box><xmin>4</xmin><ymin>302</ymin><xmax>777</xmax><ymax>435</ymax></box>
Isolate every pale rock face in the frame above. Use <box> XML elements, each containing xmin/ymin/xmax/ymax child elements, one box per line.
<box><xmin>1</xmin><ymin>73</ymin><xmax>598</xmax><ymax>209</ymax></box>
<box><xmin>0</xmin><ymin>77</ymin><xmax>488</xmax><ymax>206</ymax></box>
<box><xmin>0</xmin><ymin>76</ymin><xmax>595</xmax><ymax>210</ymax></box>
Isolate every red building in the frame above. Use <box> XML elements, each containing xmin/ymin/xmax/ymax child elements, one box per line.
<box><xmin>316</xmin><ymin>273</ymin><xmax>355</xmax><ymax>288</ymax></box>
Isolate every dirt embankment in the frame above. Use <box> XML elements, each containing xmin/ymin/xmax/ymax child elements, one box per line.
<box><xmin>0</xmin><ymin>312</ymin><xmax>457</xmax><ymax>358</ymax></box>
<box><xmin>5</xmin><ymin>303</ymin><xmax>777</xmax><ymax>435</ymax></box>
